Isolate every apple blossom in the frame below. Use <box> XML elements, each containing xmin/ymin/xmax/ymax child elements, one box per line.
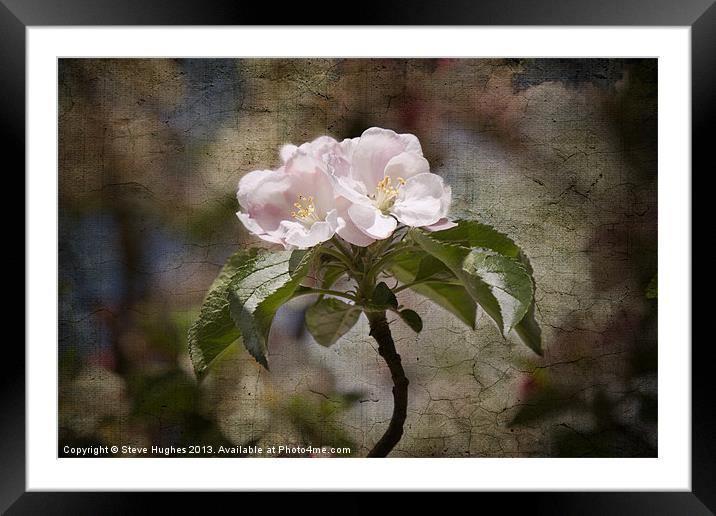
<box><xmin>235</xmin><ymin>147</ymin><xmax>343</xmax><ymax>250</ymax></box>
<box><xmin>197</xmin><ymin>128</ymin><xmax>541</xmax><ymax>459</ymax></box>
<box><xmin>236</xmin><ymin>128</ymin><xmax>456</xmax><ymax>250</ymax></box>
<box><xmin>333</xmin><ymin>127</ymin><xmax>455</xmax><ymax>243</ymax></box>
<box><xmin>280</xmin><ymin>134</ymin><xmax>357</xmax><ymax>178</ymax></box>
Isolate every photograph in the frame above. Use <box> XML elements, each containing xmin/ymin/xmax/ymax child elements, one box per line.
<box><xmin>4</xmin><ymin>1</ymin><xmax>707</xmax><ymax>507</ymax></box>
<box><xmin>57</xmin><ymin>57</ymin><xmax>658</xmax><ymax>459</ymax></box>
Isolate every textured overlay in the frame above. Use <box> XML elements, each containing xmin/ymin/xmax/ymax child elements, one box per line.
<box><xmin>59</xmin><ymin>59</ymin><xmax>657</xmax><ymax>458</ymax></box>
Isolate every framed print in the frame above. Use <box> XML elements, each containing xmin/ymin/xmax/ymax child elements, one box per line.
<box><xmin>5</xmin><ymin>0</ymin><xmax>709</xmax><ymax>512</ymax></box>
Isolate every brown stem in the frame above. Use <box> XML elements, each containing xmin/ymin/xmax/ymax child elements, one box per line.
<box><xmin>366</xmin><ymin>311</ymin><xmax>409</xmax><ymax>457</ymax></box>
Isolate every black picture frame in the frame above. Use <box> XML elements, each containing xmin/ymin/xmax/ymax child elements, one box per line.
<box><xmin>5</xmin><ymin>1</ymin><xmax>709</xmax><ymax>513</ymax></box>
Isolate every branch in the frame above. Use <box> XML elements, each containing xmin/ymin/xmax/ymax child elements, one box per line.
<box><xmin>366</xmin><ymin>311</ymin><xmax>409</xmax><ymax>457</ymax></box>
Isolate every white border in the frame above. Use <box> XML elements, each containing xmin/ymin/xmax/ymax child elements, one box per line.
<box><xmin>27</xmin><ymin>27</ymin><xmax>691</xmax><ymax>491</ymax></box>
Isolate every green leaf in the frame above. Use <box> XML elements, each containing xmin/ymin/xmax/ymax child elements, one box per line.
<box><xmin>389</xmin><ymin>250</ymin><xmax>477</xmax><ymax>329</ymax></box>
<box><xmin>462</xmin><ymin>249</ymin><xmax>533</xmax><ymax>335</ymax></box>
<box><xmin>302</xmin><ymin>248</ymin><xmax>347</xmax><ymax>296</ymax></box>
<box><xmin>414</xmin><ymin>254</ymin><xmax>454</xmax><ymax>282</ymax></box>
<box><xmin>321</xmin><ymin>265</ymin><xmax>346</xmax><ymax>290</ymax></box>
<box><xmin>513</xmin><ymin>251</ymin><xmax>543</xmax><ymax>355</ymax></box>
<box><xmin>289</xmin><ymin>249</ymin><xmax>308</xmax><ymax>275</ymax></box>
<box><xmin>513</xmin><ymin>299</ymin><xmax>542</xmax><ymax>355</ymax></box>
<box><xmin>187</xmin><ymin>249</ymin><xmax>259</xmax><ymax>380</ymax></box>
<box><xmin>411</xmin><ymin>228</ymin><xmax>534</xmax><ymax>339</ymax></box>
<box><xmin>429</xmin><ymin>219</ymin><xmax>521</xmax><ymax>257</ymax></box>
<box><xmin>422</xmin><ymin>220</ymin><xmax>543</xmax><ymax>355</ymax></box>
<box><xmin>305</xmin><ymin>298</ymin><xmax>362</xmax><ymax>347</ymax></box>
<box><xmin>371</xmin><ymin>281</ymin><xmax>398</xmax><ymax>309</ymax></box>
<box><xmin>228</xmin><ymin>249</ymin><xmax>315</xmax><ymax>368</ymax></box>
<box><xmin>399</xmin><ymin>309</ymin><xmax>423</xmax><ymax>333</ymax></box>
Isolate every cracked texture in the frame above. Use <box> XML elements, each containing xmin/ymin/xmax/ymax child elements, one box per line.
<box><xmin>59</xmin><ymin>58</ymin><xmax>657</xmax><ymax>457</ymax></box>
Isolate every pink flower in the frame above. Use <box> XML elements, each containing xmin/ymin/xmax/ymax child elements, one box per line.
<box><xmin>333</xmin><ymin>127</ymin><xmax>455</xmax><ymax>244</ymax></box>
<box><xmin>236</xmin><ymin>129</ymin><xmax>456</xmax><ymax>249</ymax></box>
<box><xmin>236</xmin><ymin>143</ymin><xmax>344</xmax><ymax>250</ymax></box>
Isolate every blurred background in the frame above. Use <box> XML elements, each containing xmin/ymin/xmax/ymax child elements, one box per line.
<box><xmin>58</xmin><ymin>58</ymin><xmax>657</xmax><ymax>457</ymax></box>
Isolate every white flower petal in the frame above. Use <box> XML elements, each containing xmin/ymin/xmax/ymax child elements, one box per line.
<box><xmin>384</xmin><ymin>152</ymin><xmax>430</xmax><ymax>183</ymax></box>
<box><xmin>237</xmin><ymin>169</ymin><xmax>294</xmax><ymax>232</ymax></box>
<box><xmin>324</xmin><ymin>209</ymin><xmax>344</xmax><ymax>234</ymax></box>
<box><xmin>338</xmin><ymin>137</ymin><xmax>360</xmax><ymax>160</ymax></box>
<box><xmin>325</xmin><ymin>139</ymin><xmax>355</xmax><ymax>178</ymax></box>
<box><xmin>391</xmin><ymin>173</ymin><xmax>451</xmax><ymax>227</ymax></box>
<box><xmin>352</xmin><ymin>127</ymin><xmax>416</xmax><ymax>190</ymax></box>
<box><xmin>279</xmin><ymin>148</ymin><xmax>341</xmax><ymax>218</ymax></box>
<box><xmin>236</xmin><ymin>212</ymin><xmax>285</xmax><ymax>245</ymax></box>
<box><xmin>396</xmin><ymin>132</ymin><xmax>423</xmax><ymax>155</ymax></box>
<box><xmin>299</xmin><ymin>135</ymin><xmax>338</xmax><ymax>156</ymax></box>
<box><xmin>332</xmin><ymin>175</ymin><xmax>370</xmax><ymax>206</ymax></box>
<box><xmin>347</xmin><ymin>202</ymin><xmax>397</xmax><ymax>240</ymax></box>
<box><xmin>335</xmin><ymin>197</ymin><xmax>375</xmax><ymax>246</ymax></box>
<box><xmin>236</xmin><ymin>211</ymin><xmax>263</xmax><ymax>234</ymax></box>
<box><xmin>282</xmin><ymin>219</ymin><xmax>335</xmax><ymax>249</ymax></box>
<box><xmin>237</xmin><ymin>169</ymin><xmax>277</xmax><ymax>209</ymax></box>
<box><xmin>336</xmin><ymin>220</ymin><xmax>376</xmax><ymax>246</ymax></box>
<box><xmin>280</xmin><ymin>144</ymin><xmax>298</xmax><ymax>163</ymax></box>
<box><xmin>286</xmin><ymin>168</ymin><xmax>335</xmax><ymax>215</ymax></box>
<box><xmin>285</xmin><ymin>150</ymin><xmax>324</xmax><ymax>175</ymax></box>
<box><xmin>425</xmin><ymin>218</ymin><xmax>458</xmax><ymax>232</ymax></box>
<box><xmin>283</xmin><ymin>136</ymin><xmax>341</xmax><ymax>165</ymax></box>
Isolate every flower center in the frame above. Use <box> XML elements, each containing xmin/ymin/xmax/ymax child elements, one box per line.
<box><xmin>370</xmin><ymin>176</ymin><xmax>405</xmax><ymax>213</ymax></box>
<box><xmin>291</xmin><ymin>195</ymin><xmax>321</xmax><ymax>225</ymax></box>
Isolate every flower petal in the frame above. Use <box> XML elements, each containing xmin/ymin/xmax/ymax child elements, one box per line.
<box><xmin>282</xmin><ymin>219</ymin><xmax>335</xmax><ymax>249</ymax></box>
<box><xmin>236</xmin><ymin>169</ymin><xmax>276</xmax><ymax>209</ymax></box>
<box><xmin>280</xmin><ymin>144</ymin><xmax>298</xmax><ymax>163</ymax></box>
<box><xmin>336</xmin><ymin>220</ymin><xmax>376</xmax><ymax>247</ymax></box>
<box><xmin>425</xmin><ymin>218</ymin><xmax>458</xmax><ymax>232</ymax></box>
<box><xmin>347</xmin><ymin>202</ymin><xmax>397</xmax><ymax>240</ymax></box>
<box><xmin>326</xmin><ymin>137</ymin><xmax>358</xmax><ymax>178</ymax></box>
<box><xmin>335</xmin><ymin>197</ymin><xmax>376</xmax><ymax>247</ymax></box>
<box><xmin>384</xmin><ymin>152</ymin><xmax>430</xmax><ymax>183</ymax></box>
<box><xmin>338</xmin><ymin>137</ymin><xmax>360</xmax><ymax>160</ymax></box>
<box><xmin>236</xmin><ymin>211</ymin><xmax>263</xmax><ymax>234</ymax></box>
<box><xmin>391</xmin><ymin>173</ymin><xmax>451</xmax><ymax>227</ymax></box>
<box><xmin>332</xmin><ymin>175</ymin><xmax>370</xmax><ymax>205</ymax></box>
<box><xmin>299</xmin><ymin>135</ymin><xmax>338</xmax><ymax>157</ymax></box>
<box><xmin>396</xmin><ymin>131</ymin><xmax>423</xmax><ymax>155</ymax></box>
<box><xmin>351</xmin><ymin>127</ymin><xmax>421</xmax><ymax>190</ymax></box>
<box><xmin>284</xmin><ymin>153</ymin><xmax>338</xmax><ymax>214</ymax></box>
<box><xmin>237</xmin><ymin>168</ymin><xmax>294</xmax><ymax>232</ymax></box>
<box><xmin>285</xmin><ymin>150</ymin><xmax>324</xmax><ymax>175</ymax></box>
<box><xmin>236</xmin><ymin>212</ymin><xmax>285</xmax><ymax>245</ymax></box>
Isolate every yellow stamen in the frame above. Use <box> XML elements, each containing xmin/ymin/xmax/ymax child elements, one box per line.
<box><xmin>291</xmin><ymin>195</ymin><xmax>316</xmax><ymax>221</ymax></box>
<box><xmin>376</xmin><ymin>176</ymin><xmax>399</xmax><ymax>197</ymax></box>
<box><xmin>371</xmin><ymin>176</ymin><xmax>407</xmax><ymax>213</ymax></box>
